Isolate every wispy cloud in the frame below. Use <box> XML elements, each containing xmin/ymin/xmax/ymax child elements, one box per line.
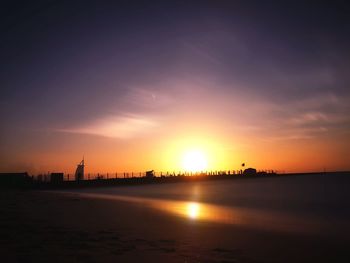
<box><xmin>58</xmin><ymin>114</ymin><xmax>158</xmax><ymax>139</ymax></box>
<box><xmin>266</xmin><ymin>92</ymin><xmax>350</xmax><ymax>141</ymax></box>
<box><xmin>54</xmin><ymin>85</ymin><xmax>178</xmax><ymax>139</ymax></box>
<box><xmin>226</xmin><ymin>91</ymin><xmax>350</xmax><ymax>142</ymax></box>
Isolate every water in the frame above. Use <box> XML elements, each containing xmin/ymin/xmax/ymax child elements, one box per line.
<box><xmin>59</xmin><ymin>173</ymin><xmax>350</xmax><ymax>238</ymax></box>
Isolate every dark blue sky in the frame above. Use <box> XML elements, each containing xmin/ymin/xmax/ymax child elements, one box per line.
<box><xmin>1</xmin><ymin>1</ymin><xmax>350</xmax><ymax>173</ymax></box>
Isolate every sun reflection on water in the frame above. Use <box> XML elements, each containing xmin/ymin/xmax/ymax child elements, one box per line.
<box><xmin>59</xmin><ymin>192</ymin><xmax>327</xmax><ymax>235</ymax></box>
<box><xmin>187</xmin><ymin>202</ymin><xmax>200</xmax><ymax>219</ymax></box>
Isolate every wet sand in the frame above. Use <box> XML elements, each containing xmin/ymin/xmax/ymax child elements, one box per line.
<box><xmin>0</xmin><ymin>189</ymin><xmax>348</xmax><ymax>263</ymax></box>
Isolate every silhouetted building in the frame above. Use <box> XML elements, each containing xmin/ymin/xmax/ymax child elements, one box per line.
<box><xmin>243</xmin><ymin>168</ymin><xmax>257</xmax><ymax>176</ymax></box>
<box><xmin>50</xmin><ymin>173</ymin><xmax>64</xmax><ymax>184</ymax></box>
<box><xmin>146</xmin><ymin>170</ymin><xmax>154</xmax><ymax>178</ymax></box>
<box><xmin>0</xmin><ymin>172</ymin><xmax>30</xmax><ymax>188</ymax></box>
<box><xmin>75</xmin><ymin>158</ymin><xmax>85</xmax><ymax>181</ymax></box>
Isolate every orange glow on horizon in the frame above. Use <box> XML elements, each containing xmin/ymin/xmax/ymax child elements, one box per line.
<box><xmin>159</xmin><ymin>134</ymin><xmax>232</xmax><ymax>173</ymax></box>
<box><xmin>2</xmin><ymin>127</ymin><xmax>350</xmax><ymax>174</ymax></box>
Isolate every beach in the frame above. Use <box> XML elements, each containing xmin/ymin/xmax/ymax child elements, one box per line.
<box><xmin>1</xmin><ymin>174</ymin><xmax>349</xmax><ymax>262</ymax></box>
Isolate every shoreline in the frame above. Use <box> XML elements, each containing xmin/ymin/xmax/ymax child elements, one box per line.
<box><xmin>2</xmin><ymin>170</ymin><xmax>349</xmax><ymax>190</ymax></box>
<box><xmin>1</xmin><ymin>186</ymin><xmax>349</xmax><ymax>263</ymax></box>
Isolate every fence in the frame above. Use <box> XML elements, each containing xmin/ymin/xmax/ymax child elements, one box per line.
<box><xmin>31</xmin><ymin>169</ymin><xmax>280</xmax><ymax>183</ymax></box>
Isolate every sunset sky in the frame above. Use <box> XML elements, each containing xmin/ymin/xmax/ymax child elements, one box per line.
<box><xmin>1</xmin><ymin>1</ymin><xmax>350</xmax><ymax>174</ymax></box>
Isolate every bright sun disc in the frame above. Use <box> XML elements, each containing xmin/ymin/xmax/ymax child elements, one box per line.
<box><xmin>182</xmin><ymin>150</ymin><xmax>208</xmax><ymax>172</ymax></box>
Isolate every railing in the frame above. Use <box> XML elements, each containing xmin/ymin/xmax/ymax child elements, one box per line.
<box><xmin>31</xmin><ymin>169</ymin><xmax>280</xmax><ymax>183</ymax></box>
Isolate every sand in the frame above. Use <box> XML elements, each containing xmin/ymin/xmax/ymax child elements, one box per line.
<box><xmin>0</xmin><ymin>189</ymin><xmax>348</xmax><ymax>263</ymax></box>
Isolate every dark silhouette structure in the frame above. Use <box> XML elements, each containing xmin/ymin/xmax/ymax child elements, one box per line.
<box><xmin>50</xmin><ymin>173</ymin><xmax>64</xmax><ymax>184</ymax></box>
<box><xmin>75</xmin><ymin>158</ymin><xmax>85</xmax><ymax>181</ymax></box>
<box><xmin>146</xmin><ymin>170</ymin><xmax>154</xmax><ymax>178</ymax></box>
<box><xmin>0</xmin><ymin>172</ymin><xmax>31</xmax><ymax>188</ymax></box>
<box><xmin>243</xmin><ymin>168</ymin><xmax>257</xmax><ymax>176</ymax></box>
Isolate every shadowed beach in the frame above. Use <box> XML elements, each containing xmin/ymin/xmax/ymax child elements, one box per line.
<box><xmin>1</xmin><ymin>173</ymin><xmax>349</xmax><ymax>262</ymax></box>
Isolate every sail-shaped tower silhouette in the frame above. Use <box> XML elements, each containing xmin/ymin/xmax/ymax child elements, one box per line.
<box><xmin>75</xmin><ymin>157</ymin><xmax>85</xmax><ymax>181</ymax></box>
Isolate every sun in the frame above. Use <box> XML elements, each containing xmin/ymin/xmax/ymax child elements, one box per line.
<box><xmin>182</xmin><ymin>150</ymin><xmax>208</xmax><ymax>172</ymax></box>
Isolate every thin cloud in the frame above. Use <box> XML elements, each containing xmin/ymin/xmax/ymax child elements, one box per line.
<box><xmin>58</xmin><ymin>115</ymin><xmax>159</xmax><ymax>139</ymax></box>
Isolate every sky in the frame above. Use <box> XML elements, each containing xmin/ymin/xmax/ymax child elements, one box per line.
<box><xmin>1</xmin><ymin>0</ymin><xmax>350</xmax><ymax>174</ymax></box>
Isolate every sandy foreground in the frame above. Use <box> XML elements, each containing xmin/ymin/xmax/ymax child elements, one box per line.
<box><xmin>0</xmin><ymin>189</ymin><xmax>348</xmax><ymax>263</ymax></box>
